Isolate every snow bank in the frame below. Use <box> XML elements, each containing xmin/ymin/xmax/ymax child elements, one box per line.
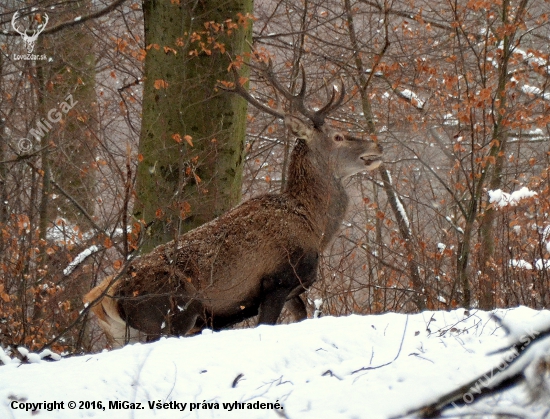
<box><xmin>1</xmin><ymin>308</ymin><xmax>549</xmax><ymax>418</ymax></box>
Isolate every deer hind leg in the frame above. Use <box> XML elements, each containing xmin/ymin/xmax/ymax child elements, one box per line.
<box><xmin>258</xmin><ymin>250</ymin><xmax>318</xmax><ymax>325</ymax></box>
<box><xmin>285</xmin><ymin>296</ymin><xmax>307</xmax><ymax>322</ymax></box>
<box><xmin>258</xmin><ymin>287</ymin><xmax>292</xmax><ymax>325</ymax></box>
<box><xmin>169</xmin><ymin>297</ymin><xmax>203</xmax><ymax>336</ymax></box>
<box><xmin>118</xmin><ymin>295</ymin><xmax>168</xmax><ymax>340</ymax></box>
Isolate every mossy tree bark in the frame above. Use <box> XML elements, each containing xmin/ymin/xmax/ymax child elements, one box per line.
<box><xmin>136</xmin><ymin>0</ymin><xmax>252</xmax><ymax>252</ymax></box>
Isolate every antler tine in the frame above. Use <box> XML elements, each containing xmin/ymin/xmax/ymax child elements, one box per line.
<box><xmin>220</xmin><ymin>65</ymin><xmax>285</xmax><ymax>120</ymax></box>
<box><xmin>43</xmin><ymin>13</ymin><xmax>49</xmax><ymax>24</ymax></box>
<box><xmin>262</xmin><ymin>59</ymin><xmax>320</xmax><ymax>123</ymax></box>
<box><xmin>311</xmin><ymin>78</ymin><xmax>346</xmax><ymax>126</ymax></box>
<box><xmin>296</xmin><ymin>63</ymin><xmax>307</xmax><ymax>101</ymax></box>
<box><xmin>263</xmin><ymin>58</ymin><xmax>297</xmax><ymax>103</ymax></box>
<box><xmin>288</xmin><ymin>63</ymin><xmax>317</xmax><ymax>121</ymax></box>
<box><xmin>228</xmin><ymin>59</ymin><xmax>346</xmax><ymax>128</ymax></box>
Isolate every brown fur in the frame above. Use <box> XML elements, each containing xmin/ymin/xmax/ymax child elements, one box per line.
<box><xmin>83</xmin><ymin>275</ymin><xmax>142</xmax><ymax>347</ymax></box>
<box><xmin>84</xmin><ymin>84</ymin><xmax>382</xmax><ymax>346</ymax></box>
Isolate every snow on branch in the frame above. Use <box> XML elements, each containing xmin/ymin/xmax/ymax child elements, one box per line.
<box><xmin>394</xmin><ymin>88</ymin><xmax>425</xmax><ymax>110</ymax></box>
<box><xmin>488</xmin><ymin>187</ymin><xmax>537</xmax><ymax>208</ymax></box>
<box><xmin>513</xmin><ymin>47</ymin><xmax>550</xmax><ymax>74</ymax></box>
<box><xmin>0</xmin><ymin>346</ymin><xmax>61</xmax><ymax>365</ymax></box>
<box><xmin>63</xmin><ymin>245</ymin><xmax>99</xmax><ymax>276</ymax></box>
<box><xmin>521</xmin><ymin>84</ymin><xmax>550</xmax><ymax>101</ymax></box>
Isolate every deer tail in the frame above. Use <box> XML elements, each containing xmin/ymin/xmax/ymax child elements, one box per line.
<box><xmin>83</xmin><ymin>276</ymin><xmax>140</xmax><ymax>348</ymax></box>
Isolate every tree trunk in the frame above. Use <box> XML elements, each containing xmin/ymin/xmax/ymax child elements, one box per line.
<box><xmin>478</xmin><ymin>0</ymin><xmax>527</xmax><ymax>309</ymax></box>
<box><xmin>0</xmin><ymin>52</ymin><xmax>7</xmax><ymax>227</ymax></box>
<box><xmin>136</xmin><ymin>0</ymin><xmax>252</xmax><ymax>252</ymax></box>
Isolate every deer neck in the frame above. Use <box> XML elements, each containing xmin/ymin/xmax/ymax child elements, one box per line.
<box><xmin>284</xmin><ymin>139</ymin><xmax>349</xmax><ymax>250</ymax></box>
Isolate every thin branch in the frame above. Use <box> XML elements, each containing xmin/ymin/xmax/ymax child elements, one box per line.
<box><xmin>358</xmin><ymin>0</ymin><xmax>482</xmax><ymax>41</ymax></box>
<box><xmin>25</xmin><ymin>161</ymin><xmax>125</xmax><ymax>255</ymax></box>
<box><xmin>351</xmin><ymin>315</ymin><xmax>409</xmax><ymax>374</ymax></box>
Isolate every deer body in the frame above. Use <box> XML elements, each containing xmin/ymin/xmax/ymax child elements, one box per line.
<box><xmin>84</xmin><ymin>67</ymin><xmax>382</xmax><ymax>346</ymax></box>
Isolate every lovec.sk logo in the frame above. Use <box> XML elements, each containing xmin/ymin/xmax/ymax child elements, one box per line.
<box><xmin>11</xmin><ymin>10</ymin><xmax>48</xmax><ymax>61</ymax></box>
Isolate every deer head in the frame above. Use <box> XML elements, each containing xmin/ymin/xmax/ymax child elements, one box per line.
<box><xmin>12</xmin><ymin>11</ymin><xmax>49</xmax><ymax>54</ymax></box>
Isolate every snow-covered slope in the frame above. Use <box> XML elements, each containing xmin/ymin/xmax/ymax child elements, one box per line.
<box><xmin>1</xmin><ymin>307</ymin><xmax>550</xmax><ymax>419</ymax></box>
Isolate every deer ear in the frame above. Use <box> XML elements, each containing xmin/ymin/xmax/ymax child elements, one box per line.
<box><xmin>284</xmin><ymin>115</ymin><xmax>313</xmax><ymax>140</ymax></box>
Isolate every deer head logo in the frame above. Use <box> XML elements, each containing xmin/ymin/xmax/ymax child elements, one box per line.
<box><xmin>11</xmin><ymin>11</ymin><xmax>49</xmax><ymax>54</ymax></box>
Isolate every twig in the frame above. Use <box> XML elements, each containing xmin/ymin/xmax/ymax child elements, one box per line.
<box><xmin>351</xmin><ymin>315</ymin><xmax>409</xmax><ymax>375</ymax></box>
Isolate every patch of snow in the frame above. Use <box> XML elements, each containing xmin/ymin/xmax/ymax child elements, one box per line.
<box><xmin>47</xmin><ymin>218</ymin><xmax>94</xmax><ymax>246</ymax></box>
<box><xmin>534</xmin><ymin>259</ymin><xmax>550</xmax><ymax>270</ymax></box>
<box><xmin>63</xmin><ymin>245</ymin><xmax>99</xmax><ymax>276</ymax></box>
<box><xmin>395</xmin><ymin>196</ymin><xmax>410</xmax><ymax>229</ymax></box>
<box><xmin>443</xmin><ymin>113</ymin><xmax>458</xmax><ymax>126</ymax></box>
<box><xmin>513</xmin><ymin>46</ymin><xmax>549</xmax><ymax>71</ymax></box>
<box><xmin>521</xmin><ymin>84</ymin><xmax>550</xmax><ymax>101</ymax></box>
<box><xmin>510</xmin><ymin>259</ymin><xmax>533</xmax><ymax>270</ymax></box>
<box><xmin>0</xmin><ymin>347</ymin><xmax>13</xmax><ymax>365</ymax></box>
<box><xmin>39</xmin><ymin>350</ymin><xmax>61</xmax><ymax>361</ymax></box>
<box><xmin>313</xmin><ymin>298</ymin><xmax>323</xmax><ymax>319</ymax></box>
<box><xmin>397</xmin><ymin>88</ymin><xmax>424</xmax><ymax>109</ymax></box>
<box><xmin>488</xmin><ymin>187</ymin><xmax>537</xmax><ymax>207</ymax></box>
<box><xmin>522</xmin><ymin>84</ymin><xmax>542</xmax><ymax>95</ymax></box>
<box><xmin>509</xmin><ymin>259</ymin><xmax>550</xmax><ymax>271</ymax></box>
<box><xmin>16</xmin><ymin>347</ymin><xmax>29</xmax><ymax>357</ymax></box>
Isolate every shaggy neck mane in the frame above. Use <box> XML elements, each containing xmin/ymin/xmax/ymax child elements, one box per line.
<box><xmin>283</xmin><ymin>138</ymin><xmax>349</xmax><ymax>249</ymax></box>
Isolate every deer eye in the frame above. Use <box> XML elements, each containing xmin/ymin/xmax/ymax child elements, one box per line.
<box><xmin>334</xmin><ymin>134</ymin><xmax>344</xmax><ymax>142</ymax></box>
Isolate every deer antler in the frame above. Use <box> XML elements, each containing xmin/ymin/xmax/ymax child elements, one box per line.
<box><xmin>261</xmin><ymin>59</ymin><xmax>345</xmax><ymax>128</ymax></box>
<box><xmin>221</xmin><ymin>59</ymin><xmax>346</xmax><ymax>128</ymax></box>
<box><xmin>313</xmin><ymin>78</ymin><xmax>346</xmax><ymax>124</ymax></box>
<box><xmin>11</xmin><ymin>12</ymin><xmax>49</xmax><ymax>36</ymax></box>
<box><xmin>219</xmin><ymin>65</ymin><xmax>286</xmax><ymax>120</ymax></box>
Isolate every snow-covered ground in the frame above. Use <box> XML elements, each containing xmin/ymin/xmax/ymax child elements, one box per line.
<box><xmin>1</xmin><ymin>307</ymin><xmax>550</xmax><ymax>419</ymax></box>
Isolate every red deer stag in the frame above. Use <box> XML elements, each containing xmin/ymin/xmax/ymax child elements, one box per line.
<box><xmin>84</xmin><ymin>63</ymin><xmax>382</xmax><ymax>347</ymax></box>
